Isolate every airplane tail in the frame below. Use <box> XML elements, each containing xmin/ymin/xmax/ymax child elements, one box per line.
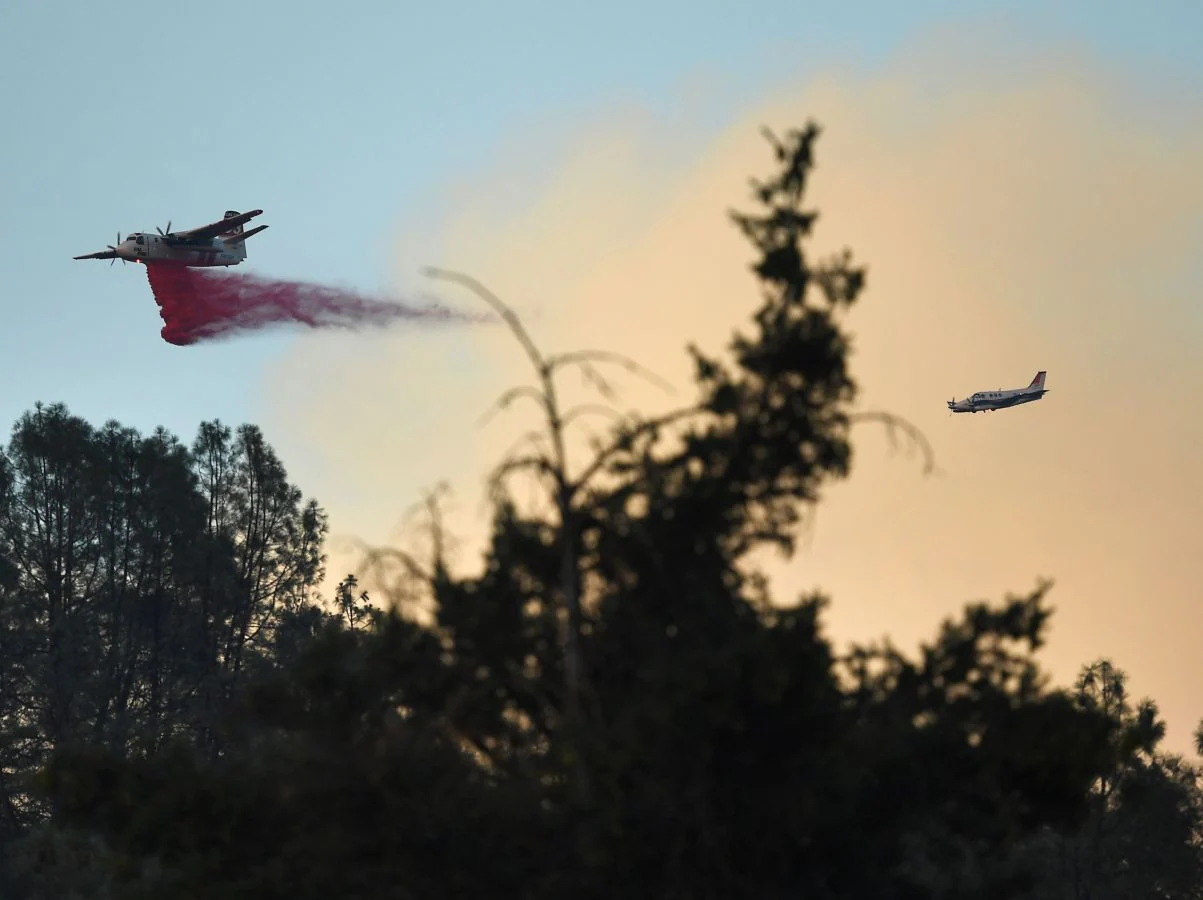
<box><xmin>1028</xmin><ymin>370</ymin><xmax>1047</xmax><ymax>391</ymax></box>
<box><xmin>224</xmin><ymin>224</ymin><xmax>267</xmax><ymax>245</ymax></box>
<box><xmin>219</xmin><ymin>210</ymin><xmax>245</xmax><ymax>237</ymax></box>
<box><xmin>221</xmin><ymin>210</ymin><xmax>248</xmax><ymax>258</ymax></box>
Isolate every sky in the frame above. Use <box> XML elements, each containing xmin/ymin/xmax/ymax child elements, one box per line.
<box><xmin>2</xmin><ymin>1</ymin><xmax>1202</xmax><ymax>751</ymax></box>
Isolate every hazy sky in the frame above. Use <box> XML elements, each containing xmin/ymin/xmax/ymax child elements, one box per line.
<box><xmin>3</xmin><ymin>2</ymin><xmax>1202</xmax><ymax>751</ymax></box>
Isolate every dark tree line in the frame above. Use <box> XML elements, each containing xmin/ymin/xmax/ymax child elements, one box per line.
<box><xmin>0</xmin><ymin>408</ymin><xmax>331</xmax><ymax>890</ymax></box>
<box><xmin>4</xmin><ymin>123</ymin><xmax>1201</xmax><ymax>897</ymax></box>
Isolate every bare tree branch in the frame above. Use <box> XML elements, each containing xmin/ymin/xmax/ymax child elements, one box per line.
<box><xmin>547</xmin><ymin>349</ymin><xmax>677</xmax><ymax>395</ymax></box>
<box><xmin>577</xmin><ymin>361</ymin><xmax>621</xmax><ymax>404</ymax></box>
<box><xmin>419</xmin><ymin>267</ymin><xmax>712</xmax><ymax>812</ymax></box>
<box><xmin>561</xmin><ymin>404</ymin><xmax>630</xmax><ymax>431</ymax></box>
<box><xmin>419</xmin><ymin>486</ymin><xmax>452</xmax><ymax>571</ymax></box>
<box><xmin>477</xmin><ymin>386</ymin><xmax>547</xmax><ymax>428</ymax></box>
<box><xmin>846</xmin><ymin>410</ymin><xmax>939</xmax><ymax>476</ymax></box>
<box><xmin>377</xmin><ymin>481</ymin><xmax>451</xmax><ymax>549</ymax></box>
<box><xmin>349</xmin><ymin>542</ymin><xmax>432</xmax><ymax>584</ymax></box>
<box><xmin>346</xmin><ymin>540</ymin><xmax>435</xmax><ymax>617</ymax></box>
<box><xmin>423</xmin><ymin>267</ymin><xmax>545</xmax><ymax>375</ymax></box>
<box><xmin>487</xmin><ymin>454</ymin><xmax>561</xmax><ymax>504</ymax></box>
<box><xmin>571</xmin><ymin>405</ymin><xmax>709</xmax><ymax>495</ymax></box>
<box><xmin>494</xmin><ymin>429</ymin><xmax>553</xmax><ymax>468</ymax></box>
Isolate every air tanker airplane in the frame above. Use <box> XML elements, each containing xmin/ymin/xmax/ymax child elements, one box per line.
<box><xmin>948</xmin><ymin>371</ymin><xmax>1048</xmax><ymax>413</ymax></box>
<box><xmin>73</xmin><ymin>209</ymin><xmax>267</xmax><ymax>268</ymax></box>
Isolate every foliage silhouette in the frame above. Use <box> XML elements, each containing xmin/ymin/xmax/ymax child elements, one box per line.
<box><xmin>1011</xmin><ymin>660</ymin><xmax>1203</xmax><ymax>899</ymax></box>
<box><xmin>0</xmin><ymin>405</ymin><xmax>330</xmax><ymax>894</ymax></box>
<box><xmin>10</xmin><ymin>122</ymin><xmax>1179</xmax><ymax>898</ymax></box>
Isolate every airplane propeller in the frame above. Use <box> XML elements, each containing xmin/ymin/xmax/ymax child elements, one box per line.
<box><xmin>156</xmin><ymin>221</ymin><xmax>172</xmax><ymax>236</ymax></box>
<box><xmin>106</xmin><ymin>232</ymin><xmax>126</xmax><ymax>266</ymax></box>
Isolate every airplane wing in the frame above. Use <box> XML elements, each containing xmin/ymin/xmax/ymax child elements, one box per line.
<box><xmin>73</xmin><ymin>249</ymin><xmax>119</xmax><ymax>261</ymax></box>
<box><xmin>164</xmin><ymin>209</ymin><xmax>263</xmax><ymax>244</ymax></box>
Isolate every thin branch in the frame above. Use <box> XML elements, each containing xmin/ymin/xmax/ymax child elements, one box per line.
<box><xmin>424</xmin><ymin>269</ymin><xmax>571</xmax><ymax>492</ymax></box>
<box><xmin>578</xmin><ymin>362</ymin><xmax>621</xmax><ymax>404</ymax></box>
<box><xmin>478</xmin><ymin>434</ymin><xmax>555</xmax><ymax>518</ymax></box>
<box><xmin>421</xmin><ymin>486</ymin><xmax>450</xmax><ymax>570</ymax></box>
<box><xmin>348</xmin><ymin>541</ymin><xmax>432</xmax><ymax>583</ymax></box>
<box><xmin>846</xmin><ymin>410</ymin><xmax>939</xmax><ymax>476</ymax></box>
<box><xmin>477</xmin><ymin>385</ymin><xmax>547</xmax><ymax>428</ymax></box>
<box><xmin>371</xmin><ymin>482</ymin><xmax>452</xmax><ymax>554</ymax></box>
<box><xmin>561</xmin><ymin>404</ymin><xmax>630</xmax><ymax>430</ymax></box>
<box><xmin>423</xmin><ymin>267</ymin><xmax>545</xmax><ymax>374</ymax></box>
<box><xmin>346</xmin><ymin>540</ymin><xmax>435</xmax><ymax>618</ymax></box>
<box><xmin>571</xmin><ymin>405</ymin><xmax>709</xmax><ymax>495</ymax></box>
<box><xmin>486</xmin><ymin>454</ymin><xmax>561</xmax><ymax>502</ymax></box>
<box><xmin>495</xmin><ymin>429</ymin><xmax>553</xmax><ymax>467</ymax></box>
<box><xmin>548</xmin><ymin>349</ymin><xmax>677</xmax><ymax>395</ymax></box>
<box><xmin>760</xmin><ymin>125</ymin><xmax>785</xmax><ymax>160</ymax></box>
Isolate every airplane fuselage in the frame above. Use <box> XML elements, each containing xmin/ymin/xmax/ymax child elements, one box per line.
<box><xmin>114</xmin><ymin>233</ymin><xmax>243</xmax><ymax>267</ymax></box>
<box><xmin>74</xmin><ymin>209</ymin><xmax>266</xmax><ymax>268</ymax></box>
<box><xmin>948</xmin><ymin>371</ymin><xmax>1048</xmax><ymax>413</ymax></box>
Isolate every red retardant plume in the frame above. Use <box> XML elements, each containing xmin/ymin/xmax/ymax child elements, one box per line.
<box><xmin>146</xmin><ymin>263</ymin><xmax>488</xmax><ymax>346</ymax></box>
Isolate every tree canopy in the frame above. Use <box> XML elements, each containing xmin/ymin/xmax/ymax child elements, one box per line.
<box><xmin>4</xmin><ymin>123</ymin><xmax>1201</xmax><ymax>898</ymax></box>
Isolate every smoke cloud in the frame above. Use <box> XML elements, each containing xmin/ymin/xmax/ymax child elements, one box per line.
<box><xmin>146</xmin><ymin>263</ymin><xmax>489</xmax><ymax>345</ymax></box>
<box><xmin>258</xmin><ymin>32</ymin><xmax>1203</xmax><ymax>754</ymax></box>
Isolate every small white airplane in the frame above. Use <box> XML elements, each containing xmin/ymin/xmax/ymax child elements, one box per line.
<box><xmin>74</xmin><ymin>209</ymin><xmax>267</xmax><ymax>267</ymax></box>
<box><xmin>948</xmin><ymin>370</ymin><xmax>1048</xmax><ymax>413</ymax></box>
